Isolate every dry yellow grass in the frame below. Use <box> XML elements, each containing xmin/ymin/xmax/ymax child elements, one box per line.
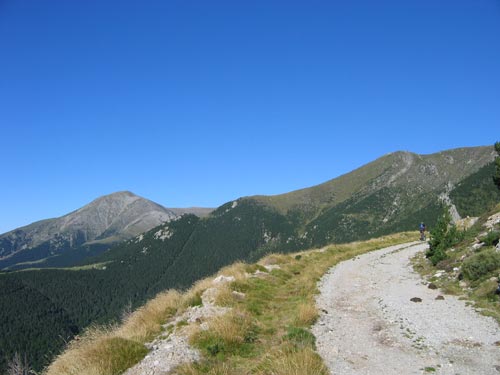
<box><xmin>44</xmin><ymin>326</ymin><xmax>147</xmax><ymax>375</ymax></box>
<box><xmin>260</xmin><ymin>253</ymin><xmax>292</xmax><ymax>266</ymax></box>
<box><xmin>214</xmin><ymin>283</ymin><xmax>236</xmax><ymax>307</ymax></box>
<box><xmin>116</xmin><ymin>289</ymin><xmax>182</xmax><ymax>341</ymax></box>
<box><xmin>44</xmin><ymin>326</ymin><xmax>107</xmax><ymax>375</ymax></box>
<box><xmin>46</xmin><ymin>289</ymin><xmax>183</xmax><ymax>375</ymax></box>
<box><xmin>47</xmin><ymin>267</ymin><xmax>251</xmax><ymax>375</ymax></box>
<box><xmin>217</xmin><ymin>261</ymin><xmax>249</xmax><ymax>281</ymax></box>
<box><xmin>177</xmin><ymin>362</ymin><xmax>237</xmax><ymax>375</ymax></box>
<box><xmin>182</xmin><ymin>262</ymin><xmax>253</xmax><ymax>309</ymax></box>
<box><xmin>294</xmin><ymin>303</ymin><xmax>319</xmax><ymax>326</ymax></box>
<box><xmin>257</xmin><ymin>347</ymin><xmax>328</xmax><ymax>375</ymax></box>
<box><xmin>191</xmin><ymin>309</ymin><xmax>254</xmax><ymax>347</ymax></box>
<box><xmin>181</xmin><ymin>263</ymin><xmax>251</xmax><ymax>308</ymax></box>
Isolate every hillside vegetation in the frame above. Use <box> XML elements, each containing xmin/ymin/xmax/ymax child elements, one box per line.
<box><xmin>450</xmin><ymin>162</ymin><xmax>500</xmax><ymax>217</ymax></box>
<box><xmin>413</xmin><ymin>203</ymin><xmax>500</xmax><ymax>323</ymax></box>
<box><xmin>45</xmin><ymin>232</ymin><xmax>416</xmax><ymax>375</ymax></box>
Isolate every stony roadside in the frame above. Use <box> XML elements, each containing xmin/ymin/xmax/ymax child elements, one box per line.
<box><xmin>312</xmin><ymin>242</ymin><xmax>500</xmax><ymax>375</ymax></box>
<box><xmin>123</xmin><ymin>277</ymin><xmax>234</xmax><ymax>375</ymax></box>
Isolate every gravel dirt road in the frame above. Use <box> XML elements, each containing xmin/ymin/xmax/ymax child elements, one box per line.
<box><xmin>312</xmin><ymin>242</ymin><xmax>500</xmax><ymax>375</ymax></box>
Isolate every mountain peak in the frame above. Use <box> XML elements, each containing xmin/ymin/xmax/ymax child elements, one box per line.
<box><xmin>74</xmin><ymin>191</ymin><xmax>142</xmax><ymax>216</ymax></box>
<box><xmin>0</xmin><ymin>192</ymin><xmax>177</xmax><ymax>269</ymax></box>
<box><xmin>88</xmin><ymin>190</ymin><xmax>138</xmax><ymax>204</ymax></box>
<box><xmin>107</xmin><ymin>190</ymin><xmax>136</xmax><ymax>197</ymax></box>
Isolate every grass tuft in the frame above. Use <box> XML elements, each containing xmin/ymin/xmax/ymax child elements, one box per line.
<box><xmin>256</xmin><ymin>347</ymin><xmax>329</xmax><ymax>375</ymax></box>
<box><xmin>217</xmin><ymin>262</ymin><xmax>249</xmax><ymax>281</ymax></box>
<box><xmin>283</xmin><ymin>326</ymin><xmax>316</xmax><ymax>349</ymax></box>
<box><xmin>294</xmin><ymin>303</ymin><xmax>319</xmax><ymax>326</ymax></box>
<box><xmin>190</xmin><ymin>310</ymin><xmax>258</xmax><ymax>359</ymax></box>
<box><xmin>176</xmin><ymin>361</ymin><xmax>238</xmax><ymax>375</ymax></box>
<box><xmin>260</xmin><ymin>253</ymin><xmax>291</xmax><ymax>266</ymax></box>
<box><xmin>116</xmin><ymin>289</ymin><xmax>182</xmax><ymax>342</ymax></box>
<box><xmin>45</xmin><ymin>328</ymin><xmax>147</xmax><ymax>375</ymax></box>
<box><xmin>214</xmin><ymin>284</ymin><xmax>237</xmax><ymax>307</ymax></box>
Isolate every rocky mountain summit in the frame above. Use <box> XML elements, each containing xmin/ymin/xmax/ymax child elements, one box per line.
<box><xmin>0</xmin><ymin>191</ymin><xmax>177</xmax><ymax>269</ymax></box>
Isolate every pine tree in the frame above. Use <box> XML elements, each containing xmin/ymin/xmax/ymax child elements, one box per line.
<box><xmin>426</xmin><ymin>206</ymin><xmax>464</xmax><ymax>266</ymax></box>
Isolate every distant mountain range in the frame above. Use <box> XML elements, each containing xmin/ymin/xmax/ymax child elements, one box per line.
<box><xmin>1</xmin><ymin>146</ymin><xmax>497</xmax><ymax>272</ymax></box>
<box><xmin>1</xmin><ymin>145</ymin><xmax>499</xmax><ymax>373</ymax></box>
<box><xmin>0</xmin><ymin>192</ymin><xmax>213</xmax><ymax>270</ymax></box>
<box><xmin>87</xmin><ymin>146</ymin><xmax>499</xmax><ymax>284</ymax></box>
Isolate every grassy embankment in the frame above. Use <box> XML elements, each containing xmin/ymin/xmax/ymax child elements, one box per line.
<box><xmin>412</xmin><ymin>203</ymin><xmax>500</xmax><ymax>323</ymax></box>
<box><xmin>46</xmin><ymin>231</ymin><xmax>417</xmax><ymax>375</ymax></box>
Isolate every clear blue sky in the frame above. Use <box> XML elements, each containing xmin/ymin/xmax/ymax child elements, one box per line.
<box><xmin>1</xmin><ymin>0</ymin><xmax>499</xmax><ymax>233</ymax></box>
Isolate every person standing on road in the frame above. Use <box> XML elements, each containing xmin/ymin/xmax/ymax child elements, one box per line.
<box><xmin>419</xmin><ymin>222</ymin><xmax>426</xmax><ymax>241</ymax></box>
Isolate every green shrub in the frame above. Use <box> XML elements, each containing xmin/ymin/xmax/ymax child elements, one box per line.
<box><xmin>427</xmin><ymin>246</ymin><xmax>447</xmax><ymax>267</ymax></box>
<box><xmin>282</xmin><ymin>326</ymin><xmax>316</xmax><ymax>349</ymax></box>
<box><xmin>426</xmin><ymin>208</ymin><xmax>464</xmax><ymax>266</ymax></box>
<box><xmin>462</xmin><ymin>249</ymin><xmax>500</xmax><ymax>281</ymax></box>
<box><xmin>480</xmin><ymin>231</ymin><xmax>500</xmax><ymax>247</ymax></box>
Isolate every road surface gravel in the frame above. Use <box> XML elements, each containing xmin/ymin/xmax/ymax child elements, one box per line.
<box><xmin>312</xmin><ymin>242</ymin><xmax>500</xmax><ymax>374</ymax></box>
